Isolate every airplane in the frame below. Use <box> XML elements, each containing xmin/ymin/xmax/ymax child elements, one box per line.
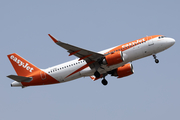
<box><xmin>7</xmin><ymin>34</ymin><xmax>175</xmax><ymax>88</ymax></box>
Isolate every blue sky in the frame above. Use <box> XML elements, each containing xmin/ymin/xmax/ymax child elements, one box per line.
<box><xmin>0</xmin><ymin>0</ymin><xmax>180</xmax><ymax>120</ymax></box>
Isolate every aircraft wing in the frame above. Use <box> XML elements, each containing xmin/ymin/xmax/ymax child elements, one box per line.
<box><xmin>48</xmin><ymin>34</ymin><xmax>104</xmax><ymax>63</ymax></box>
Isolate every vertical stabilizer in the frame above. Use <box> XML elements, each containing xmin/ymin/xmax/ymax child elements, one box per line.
<box><xmin>7</xmin><ymin>53</ymin><xmax>40</xmax><ymax>76</ymax></box>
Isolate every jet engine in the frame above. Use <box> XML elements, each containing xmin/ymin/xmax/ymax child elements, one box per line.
<box><xmin>109</xmin><ymin>63</ymin><xmax>134</xmax><ymax>78</ymax></box>
<box><xmin>102</xmin><ymin>51</ymin><xmax>124</xmax><ymax>66</ymax></box>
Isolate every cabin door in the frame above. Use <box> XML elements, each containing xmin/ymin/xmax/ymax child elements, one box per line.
<box><xmin>40</xmin><ymin>71</ymin><xmax>47</xmax><ymax>80</ymax></box>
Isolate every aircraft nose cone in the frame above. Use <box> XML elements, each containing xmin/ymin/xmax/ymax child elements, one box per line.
<box><xmin>167</xmin><ymin>38</ymin><xmax>175</xmax><ymax>46</ymax></box>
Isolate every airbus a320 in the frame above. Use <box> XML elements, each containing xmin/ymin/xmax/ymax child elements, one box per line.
<box><xmin>7</xmin><ymin>34</ymin><xmax>175</xmax><ymax>87</ymax></box>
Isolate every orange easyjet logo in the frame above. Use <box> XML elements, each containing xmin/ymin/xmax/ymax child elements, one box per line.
<box><xmin>10</xmin><ymin>55</ymin><xmax>34</xmax><ymax>72</ymax></box>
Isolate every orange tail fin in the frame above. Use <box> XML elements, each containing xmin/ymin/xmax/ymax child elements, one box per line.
<box><xmin>7</xmin><ymin>53</ymin><xmax>40</xmax><ymax>76</ymax></box>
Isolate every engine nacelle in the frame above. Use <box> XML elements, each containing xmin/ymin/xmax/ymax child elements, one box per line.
<box><xmin>110</xmin><ymin>63</ymin><xmax>134</xmax><ymax>78</ymax></box>
<box><xmin>102</xmin><ymin>51</ymin><xmax>124</xmax><ymax>66</ymax></box>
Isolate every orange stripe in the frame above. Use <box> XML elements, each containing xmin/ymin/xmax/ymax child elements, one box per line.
<box><xmin>48</xmin><ymin>34</ymin><xmax>58</xmax><ymax>43</ymax></box>
<box><xmin>65</xmin><ymin>61</ymin><xmax>95</xmax><ymax>78</ymax></box>
<box><xmin>69</xmin><ymin>50</ymin><xmax>81</xmax><ymax>56</ymax></box>
<box><xmin>78</xmin><ymin>54</ymin><xmax>92</xmax><ymax>61</ymax></box>
<box><xmin>21</xmin><ymin>70</ymin><xmax>59</xmax><ymax>87</ymax></box>
<box><xmin>104</xmin><ymin>35</ymin><xmax>162</xmax><ymax>54</ymax></box>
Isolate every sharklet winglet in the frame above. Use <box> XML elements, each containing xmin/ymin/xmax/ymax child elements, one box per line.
<box><xmin>48</xmin><ymin>34</ymin><xmax>58</xmax><ymax>43</ymax></box>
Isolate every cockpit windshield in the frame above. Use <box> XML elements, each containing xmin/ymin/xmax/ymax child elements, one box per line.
<box><xmin>158</xmin><ymin>36</ymin><xmax>166</xmax><ymax>39</ymax></box>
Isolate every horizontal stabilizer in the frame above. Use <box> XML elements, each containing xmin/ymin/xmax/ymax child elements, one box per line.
<box><xmin>7</xmin><ymin>75</ymin><xmax>33</xmax><ymax>82</ymax></box>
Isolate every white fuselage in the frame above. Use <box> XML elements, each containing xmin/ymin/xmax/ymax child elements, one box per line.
<box><xmin>43</xmin><ymin>36</ymin><xmax>175</xmax><ymax>83</ymax></box>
